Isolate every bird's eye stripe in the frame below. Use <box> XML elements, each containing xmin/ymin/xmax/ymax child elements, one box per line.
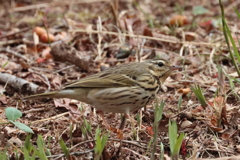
<box><xmin>151</xmin><ymin>60</ymin><xmax>165</xmax><ymax>65</ymax></box>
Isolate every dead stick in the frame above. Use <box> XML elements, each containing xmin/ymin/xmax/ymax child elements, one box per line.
<box><xmin>0</xmin><ymin>72</ymin><xmax>39</xmax><ymax>94</ymax></box>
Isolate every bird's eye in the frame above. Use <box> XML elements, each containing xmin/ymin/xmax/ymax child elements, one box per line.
<box><xmin>158</xmin><ymin>62</ymin><xmax>164</xmax><ymax>67</ymax></box>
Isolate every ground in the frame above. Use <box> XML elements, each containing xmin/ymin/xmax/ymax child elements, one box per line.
<box><xmin>0</xmin><ymin>0</ymin><xmax>240</xmax><ymax>159</ymax></box>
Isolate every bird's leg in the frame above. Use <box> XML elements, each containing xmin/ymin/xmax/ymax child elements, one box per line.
<box><xmin>119</xmin><ymin>113</ymin><xmax>127</xmax><ymax>130</ymax></box>
<box><xmin>139</xmin><ymin>109</ymin><xmax>142</xmax><ymax>128</ymax></box>
<box><xmin>119</xmin><ymin>113</ymin><xmax>136</xmax><ymax>130</ymax></box>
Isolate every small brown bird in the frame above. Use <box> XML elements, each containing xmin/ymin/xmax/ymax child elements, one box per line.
<box><xmin>25</xmin><ymin>59</ymin><xmax>181</xmax><ymax>129</ymax></box>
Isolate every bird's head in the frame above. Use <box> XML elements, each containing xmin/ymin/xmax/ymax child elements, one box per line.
<box><xmin>146</xmin><ymin>59</ymin><xmax>181</xmax><ymax>84</ymax></box>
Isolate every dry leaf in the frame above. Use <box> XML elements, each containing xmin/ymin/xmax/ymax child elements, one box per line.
<box><xmin>33</xmin><ymin>26</ymin><xmax>46</xmax><ymax>36</ymax></box>
<box><xmin>177</xmin><ymin>88</ymin><xmax>191</xmax><ymax>95</ymax></box>
<box><xmin>169</xmin><ymin>15</ymin><xmax>188</xmax><ymax>27</ymax></box>
<box><xmin>41</xmin><ymin>47</ymin><xmax>52</xmax><ymax>59</ymax></box>
<box><xmin>40</xmin><ymin>33</ymin><xmax>55</xmax><ymax>43</ymax></box>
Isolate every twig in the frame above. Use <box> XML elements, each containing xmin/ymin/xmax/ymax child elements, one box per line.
<box><xmin>194</xmin><ymin>156</ymin><xmax>240</xmax><ymax>160</ymax></box>
<box><xmin>22</xmin><ymin>38</ymin><xmax>50</xmax><ymax>47</ymax></box>
<box><xmin>70</xmin><ymin>140</ymin><xmax>95</xmax><ymax>151</ymax></box>
<box><xmin>201</xmin><ymin>148</ymin><xmax>235</xmax><ymax>155</ymax></box>
<box><xmin>7</xmin><ymin>142</ymin><xmax>24</xmax><ymax>154</ymax></box>
<box><xmin>108</xmin><ymin>138</ymin><xmax>148</xmax><ymax>149</ymax></box>
<box><xmin>0</xmin><ymin>27</ymin><xmax>30</xmax><ymax>39</ymax></box>
<box><xmin>0</xmin><ymin>48</ymin><xmax>31</xmax><ymax>62</ymax></box>
<box><xmin>96</xmin><ymin>16</ymin><xmax>103</xmax><ymax>60</ymax></box>
<box><xmin>23</xmin><ymin>107</ymin><xmax>52</xmax><ymax>114</ymax></box>
<box><xmin>31</xmin><ymin>112</ymin><xmax>70</xmax><ymax>124</ymax></box>
<box><xmin>171</xmin><ymin>104</ymin><xmax>199</xmax><ymax>118</ymax></box>
<box><xmin>46</xmin><ymin>149</ymin><xmax>94</xmax><ymax>159</ymax></box>
<box><xmin>70</xmin><ymin>138</ymin><xmax>148</xmax><ymax>152</ymax></box>
<box><xmin>123</xmin><ymin>147</ymin><xmax>150</xmax><ymax>160</ymax></box>
<box><xmin>22</xmin><ymin>36</ymin><xmax>71</xmax><ymax>48</ymax></box>
<box><xmin>53</xmin><ymin>65</ymin><xmax>75</xmax><ymax>73</ymax></box>
<box><xmin>28</xmin><ymin>69</ymin><xmax>51</xmax><ymax>91</ymax></box>
<box><xmin>225</xmin><ymin>0</ymin><xmax>240</xmax><ymax>13</ymax></box>
<box><xmin>70</xmin><ymin>29</ymin><xmax>221</xmax><ymax>47</ymax></box>
<box><xmin>10</xmin><ymin>0</ymin><xmax>111</xmax><ymax>12</ymax></box>
<box><xmin>0</xmin><ymin>39</ymin><xmax>23</xmax><ymax>46</ymax></box>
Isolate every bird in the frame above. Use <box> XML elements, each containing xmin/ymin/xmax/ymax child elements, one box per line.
<box><xmin>25</xmin><ymin>59</ymin><xmax>181</xmax><ymax>129</ymax></box>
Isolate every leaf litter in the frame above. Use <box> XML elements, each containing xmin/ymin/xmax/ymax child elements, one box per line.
<box><xmin>0</xmin><ymin>0</ymin><xmax>239</xmax><ymax>159</ymax></box>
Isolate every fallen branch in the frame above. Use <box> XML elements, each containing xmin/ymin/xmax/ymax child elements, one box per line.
<box><xmin>51</xmin><ymin>42</ymin><xmax>92</xmax><ymax>72</ymax></box>
<box><xmin>0</xmin><ymin>72</ymin><xmax>39</xmax><ymax>94</ymax></box>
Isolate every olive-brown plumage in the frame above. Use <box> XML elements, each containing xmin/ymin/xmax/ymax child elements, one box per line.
<box><xmin>25</xmin><ymin>59</ymin><xmax>180</xmax><ymax>129</ymax></box>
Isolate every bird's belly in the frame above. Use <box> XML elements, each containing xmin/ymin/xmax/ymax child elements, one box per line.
<box><xmin>87</xmin><ymin>87</ymin><xmax>155</xmax><ymax>113</ymax></box>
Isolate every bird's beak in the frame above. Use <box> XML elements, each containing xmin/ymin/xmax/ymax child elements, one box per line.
<box><xmin>170</xmin><ymin>65</ymin><xmax>182</xmax><ymax>70</ymax></box>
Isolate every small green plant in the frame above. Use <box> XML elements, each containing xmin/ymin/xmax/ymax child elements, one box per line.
<box><xmin>35</xmin><ymin>135</ymin><xmax>51</xmax><ymax>159</ymax></box>
<box><xmin>0</xmin><ymin>149</ymin><xmax>7</xmax><ymax>160</ymax></box>
<box><xmin>23</xmin><ymin>134</ymin><xmax>51</xmax><ymax>160</ymax></box>
<box><xmin>160</xmin><ymin>142</ymin><xmax>164</xmax><ymax>160</ymax></box>
<box><xmin>192</xmin><ymin>85</ymin><xmax>208</xmax><ymax>109</ymax></box>
<box><xmin>192</xmin><ymin>6</ymin><xmax>209</xmax><ymax>16</ymax></box>
<box><xmin>168</xmin><ymin>120</ymin><xmax>185</xmax><ymax>160</ymax></box>
<box><xmin>94</xmin><ymin>126</ymin><xmax>109</xmax><ymax>160</ymax></box>
<box><xmin>151</xmin><ymin>100</ymin><xmax>165</xmax><ymax>160</ymax></box>
<box><xmin>226</xmin><ymin>74</ymin><xmax>240</xmax><ymax>99</ymax></box>
<box><xmin>59</xmin><ymin>138</ymin><xmax>71</xmax><ymax>159</ymax></box>
<box><xmin>146</xmin><ymin>138</ymin><xmax>153</xmax><ymax>157</ymax></box>
<box><xmin>177</xmin><ymin>96</ymin><xmax>182</xmax><ymax>113</ymax></box>
<box><xmin>3</xmin><ymin>107</ymin><xmax>34</xmax><ymax>133</ymax></box>
<box><xmin>132</xmin><ymin>112</ymin><xmax>140</xmax><ymax>140</ymax></box>
<box><xmin>1</xmin><ymin>61</ymin><xmax>8</xmax><ymax>69</ymax></box>
<box><xmin>80</xmin><ymin>117</ymin><xmax>92</xmax><ymax>139</ymax></box>
<box><xmin>219</xmin><ymin>0</ymin><xmax>240</xmax><ymax>76</ymax></box>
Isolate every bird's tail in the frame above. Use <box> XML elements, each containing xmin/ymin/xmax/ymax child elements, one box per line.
<box><xmin>24</xmin><ymin>91</ymin><xmax>61</xmax><ymax>99</ymax></box>
<box><xmin>24</xmin><ymin>89</ymin><xmax>88</xmax><ymax>103</ymax></box>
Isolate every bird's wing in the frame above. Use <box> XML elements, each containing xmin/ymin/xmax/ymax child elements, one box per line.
<box><xmin>65</xmin><ymin>73</ymin><xmax>136</xmax><ymax>88</ymax></box>
<box><xmin>65</xmin><ymin>62</ymin><xmax>151</xmax><ymax>89</ymax></box>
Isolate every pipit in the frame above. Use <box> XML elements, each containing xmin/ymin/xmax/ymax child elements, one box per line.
<box><xmin>25</xmin><ymin>59</ymin><xmax>181</xmax><ymax>129</ymax></box>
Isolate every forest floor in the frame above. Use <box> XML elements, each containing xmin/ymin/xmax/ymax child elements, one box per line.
<box><xmin>0</xmin><ymin>0</ymin><xmax>240</xmax><ymax>159</ymax></box>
